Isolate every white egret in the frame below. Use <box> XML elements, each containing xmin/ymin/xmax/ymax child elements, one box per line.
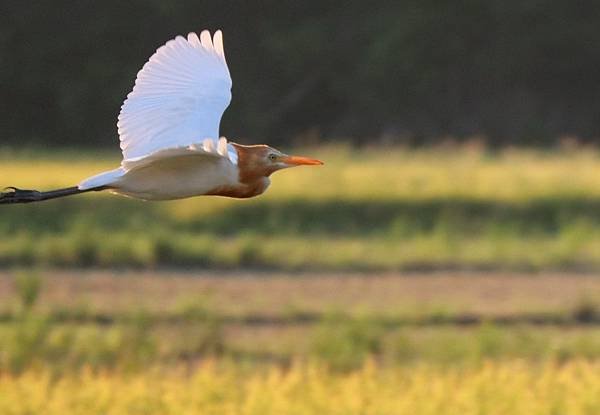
<box><xmin>1</xmin><ymin>30</ymin><xmax>322</xmax><ymax>204</ymax></box>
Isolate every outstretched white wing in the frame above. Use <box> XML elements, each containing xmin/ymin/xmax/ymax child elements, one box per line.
<box><xmin>117</xmin><ymin>30</ymin><xmax>233</xmax><ymax>165</ymax></box>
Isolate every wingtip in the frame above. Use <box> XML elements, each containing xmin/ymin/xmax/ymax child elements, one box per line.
<box><xmin>200</xmin><ymin>30</ymin><xmax>213</xmax><ymax>50</ymax></box>
<box><xmin>212</xmin><ymin>30</ymin><xmax>226</xmax><ymax>62</ymax></box>
<box><xmin>187</xmin><ymin>32</ymin><xmax>201</xmax><ymax>47</ymax></box>
<box><xmin>188</xmin><ymin>30</ymin><xmax>225</xmax><ymax>60</ymax></box>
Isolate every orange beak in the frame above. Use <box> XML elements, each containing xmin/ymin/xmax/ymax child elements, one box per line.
<box><xmin>280</xmin><ymin>155</ymin><xmax>324</xmax><ymax>166</ymax></box>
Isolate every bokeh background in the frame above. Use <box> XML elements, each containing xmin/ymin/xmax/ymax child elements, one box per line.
<box><xmin>3</xmin><ymin>0</ymin><xmax>600</xmax><ymax>147</ymax></box>
<box><xmin>2</xmin><ymin>2</ymin><xmax>600</xmax><ymax>413</ymax></box>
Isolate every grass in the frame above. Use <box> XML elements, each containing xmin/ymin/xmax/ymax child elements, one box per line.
<box><xmin>4</xmin><ymin>145</ymin><xmax>600</xmax><ymax>269</ymax></box>
<box><xmin>2</xmin><ymin>361</ymin><xmax>600</xmax><ymax>414</ymax></box>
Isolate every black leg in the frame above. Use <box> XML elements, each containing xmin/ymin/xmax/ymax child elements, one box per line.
<box><xmin>0</xmin><ymin>185</ymin><xmax>108</xmax><ymax>204</ymax></box>
<box><xmin>0</xmin><ymin>187</ymin><xmax>45</xmax><ymax>204</ymax></box>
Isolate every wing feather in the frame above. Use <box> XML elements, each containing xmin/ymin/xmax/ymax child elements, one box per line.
<box><xmin>117</xmin><ymin>30</ymin><xmax>233</xmax><ymax>165</ymax></box>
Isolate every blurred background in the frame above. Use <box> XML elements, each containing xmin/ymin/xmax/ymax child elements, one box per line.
<box><xmin>3</xmin><ymin>0</ymin><xmax>600</xmax><ymax>147</ymax></box>
<box><xmin>2</xmin><ymin>2</ymin><xmax>600</xmax><ymax>413</ymax></box>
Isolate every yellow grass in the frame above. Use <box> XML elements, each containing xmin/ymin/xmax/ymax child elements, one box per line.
<box><xmin>1</xmin><ymin>360</ymin><xmax>599</xmax><ymax>414</ymax></box>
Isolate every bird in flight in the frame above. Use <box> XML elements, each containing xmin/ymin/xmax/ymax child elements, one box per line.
<box><xmin>1</xmin><ymin>30</ymin><xmax>322</xmax><ymax>204</ymax></box>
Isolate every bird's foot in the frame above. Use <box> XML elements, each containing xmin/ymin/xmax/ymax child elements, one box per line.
<box><xmin>0</xmin><ymin>187</ymin><xmax>43</xmax><ymax>204</ymax></box>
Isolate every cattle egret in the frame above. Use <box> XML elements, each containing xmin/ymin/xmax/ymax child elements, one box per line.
<box><xmin>1</xmin><ymin>30</ymin><xmax>322</xmax><ymax>204</ymax></box>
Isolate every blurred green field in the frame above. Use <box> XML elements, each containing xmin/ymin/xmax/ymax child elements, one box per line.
<box><xmin>2</xmin><ymin>266</ymin><xmax>600</xmax><ymax>412</ymax></box>
<box><xmin>4</xmin><ymin>145</ymin><xmax>600</xmax><ymax>412</ymax></box>
<box><xmin>2</xmin><ymin>270</ymin><xmax>600</xmax><ymax>374</ymax></box>
<box><xmin>2</xmin><ymin>270</ymin><xmax>600</xmax><ymax>414</ymax></box>
<box><xmin>4</xmin><ymin>146</ymin><xmax>600</xmax><ymax>270</ymax></box>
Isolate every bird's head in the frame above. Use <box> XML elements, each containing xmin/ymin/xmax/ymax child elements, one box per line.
<box><xmin>232</xmin><ymin>144</ymin><xmax>323</xmax><ymax>181</ymax></box>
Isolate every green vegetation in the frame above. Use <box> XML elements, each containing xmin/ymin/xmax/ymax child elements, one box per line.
<box><xmin>4</xmin><ymin>147</ymin><xmax>600</xmax><ymax>270</ymax></box>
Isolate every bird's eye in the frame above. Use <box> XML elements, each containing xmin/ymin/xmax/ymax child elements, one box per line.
<box><xmin>268</xmin><ymin>154</ymin><xmax>277</xmax><ymax>161</ymax></box>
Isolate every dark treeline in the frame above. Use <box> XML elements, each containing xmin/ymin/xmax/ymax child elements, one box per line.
<box><xmin>2</xmin><ymin>0</ymin><xmax>600</xmax><ymax>148</ymax></box>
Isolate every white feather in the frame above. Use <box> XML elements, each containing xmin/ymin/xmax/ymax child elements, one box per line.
<box><xmin>213</xmin><ymin>30</ymin><xmax>227</xmax><ymax>63</ymax></box>
<box><xmin>203</xmin><ymin>138</ymin><xmax>215</xmax><ymax>153</ymax></box>
<box><xmin>78</xmin><ymin>168</ymin><xmax>125</xmax><ymax>190</ymax></box>
<box><xmin>117</xmin><ymin>30</ymin><xmax>233</xmax><ymax>165</ymax></box>
<box><xmin>200</xmin><ymin>30</ymin><xmax>213</xmax><ymax>49</ymax></box>
<box><xmin>217</xmin><ymin>137</ymin><xmax>228</xmax><ymax>156</ymax></box>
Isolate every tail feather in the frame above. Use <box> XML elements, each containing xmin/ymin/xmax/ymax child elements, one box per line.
<box><xmin>78</xmin><ymin>168</ymin><xmax>124</xmax><ymax>190</ymax></box>
<box><xmin>0</xmin><ymin>186</ymin><xmax>106</xmax><ymax>204</ymax></box>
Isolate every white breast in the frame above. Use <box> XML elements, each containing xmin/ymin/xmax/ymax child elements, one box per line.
<box><xmin>111</xmin><ymin>152</ymin><xmax>239</xmax><ymax>200</ymax></box>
